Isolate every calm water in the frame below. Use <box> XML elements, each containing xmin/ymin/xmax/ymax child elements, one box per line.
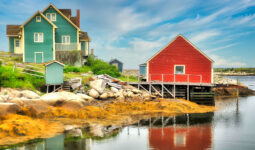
<box><xmin>11</xmin><ymin>76</ymin><xmax>255</xmax><ymax>150</ymax></box>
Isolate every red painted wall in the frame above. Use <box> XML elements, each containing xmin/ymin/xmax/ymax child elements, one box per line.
<box><xmin>148</xmin><ymin>35</ymin><xmax>212</xmax><ymax>83</ymax></box>
<box><xmin>149</xmin><ymin>125</ymin><xmax>212</xmax><ymax>150</ymax></box>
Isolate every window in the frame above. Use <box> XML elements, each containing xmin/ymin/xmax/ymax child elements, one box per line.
<box><xmin>175</xmin><ymin>65</ymin><xmax>185</xmax><ymax>74</ymax></box>
<box><xmin>62</xmin><ymin>35</ymin><xmax>70</xmax><ymax>44</ymax></box>
<box><xmin>36</xmin><ymin>16</ymin><xmax>41</xmax><ymax>22</ymax></box>
<box><xmin>15</xmin><ymin>39</ymin><xmax>20</xmax><ymax>47</ymax></box>
<box><xmin>34</xmin><ymin>33</ymin><xmax>44</xmax><ymax>43</ymax></box>
<box><xmin>46</xmin><ymin>13</ymin><xmax>56</xmax><ymax>21</ymax></box>
<box><xmin>174</xmin><ymin>133</ymin><xmax>186</xmax><ymax>147</ymax></box>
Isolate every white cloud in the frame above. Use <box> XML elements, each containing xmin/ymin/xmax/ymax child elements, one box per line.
<box><xmin>190</xmin><ymin>30</ymin><xmax>221</xmax><ymax>43</ymax></box>
<box><xmin>210</xmin><ymin>54</ymin><xmax>246</xmax><ymax>67</ymax></box>
<box><xmin>205</xmin><ymin>43</ymin><xmax>238</xmax><ymax>53</ymax></box>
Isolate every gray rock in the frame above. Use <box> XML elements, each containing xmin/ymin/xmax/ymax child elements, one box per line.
<box><xmin>110</xmin><ymin>87</ymin><xmax>119</xmax><ymax>93</ymax></box>
<box><xmin>0</xmin><ymin>103</ymin><xmax>21</xmax><ymax>115</ymax></box>
<box><xmin>21</xmin><ymin>90</ymin><xmax>40</xmax><ymax>99</ymax></box>
<box><xmin>77</xmin><ymin>93</ymin><xmax>94</xmax><ymax>100</ymax></box>
<box><xmin>67</xmin><ymin>128</ymin><xmax>83</xmax><ymax>137</ymax></box>
<box><xmin>132</xmin><ymin>88</ymin><xmax>141</xmax><ymax>94</ymax></box>
<box><xmin>100</xmin><ymin>93</ymin><xmax>108</xmax><ymax>100</ymax></box>
<box><xmin>69</xmin><ymin>78</ymin><xmax>82</xmax><ymax>89</ymax></box>
<box><xmin>89</xmin><ymin>89</ymin><xmax>99</xmax><ymax>99</ymax></box>
<box><xmin>90</xmin><ymin>79</ymin><xmax>106</xmax><ymax>94</ymax></box>
<box><xmin>90</xmin><ymin>124</ymin><xmax>104</xmax><ymax>137</ymax></box>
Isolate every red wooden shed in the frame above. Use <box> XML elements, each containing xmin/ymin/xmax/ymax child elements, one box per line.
<box><xmin>147</xmin><ymin>34</ymin><xmax>214</xmax><ymax>84</ymax></box>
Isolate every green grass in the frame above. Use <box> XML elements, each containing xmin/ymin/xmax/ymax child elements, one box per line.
<box><xmin>64</xmin><ymin>65</ymin><xmax>91</xmax><ymax>73</ymax></box>
<box><xmin>118</xmin><ymin>75</ymin><xmax>138</xmax><ymax>82</ymax></box>
<box><xmin>0</xmin><ymin>66</ymin><xmax>45</xmax><ymax>91</ymax></box>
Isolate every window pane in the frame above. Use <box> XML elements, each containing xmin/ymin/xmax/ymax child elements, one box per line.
<box><xmin>52</xmin><ymin>13</ymin><xmax>56</xmax><ymax>21</ymax></box>
<box><xmin>39</xmin><ymin>33</ymin><xmax>43</xmax><ymax>42</ymax></box>
<box><xmin>35</xmin><ymin>33</ymin><xmax>38</xmax><ymax>42</ymax></box>
<box><xmin>46</xmin><ymin>14</ymin><xmax>50</xmax><ymax>20</ymax></box>
<box><xmin>67</xmin><ymin>36</ymin><xmax>70</xmax><ymax>43</ymax></box>
<box><xmin>175</xmin><ymin>66</ymin><xmax>184</xmax><ymax>74</ymax></box>
<box><xmin>15</xmin><ymin>40</ymin><xmax>20</xmax><ymax>47</ymax></box>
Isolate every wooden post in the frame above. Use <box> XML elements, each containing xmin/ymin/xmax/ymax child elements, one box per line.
<box><xmin>187</xmin><ymin>75</ymin><xmax>189</xmax><ymax>100</ymax></box>
<box><xmin>161</xmin><ymin>74</ymin><xmax>164</xmax><ymax>98</ymax></box>
<box><xmin>187</xmin><ymin>85</ymin><xmax>189</xmax><ymax>100</ymax></box>
<box><xmin>174</xmin><ymin>74</ymin><xmax>176</xmax><ymax>99</ymax></box>
<box><xmin>46</xmin><ymin>85</ymin><xmax>49</xmax><ymax>93</ymax></box>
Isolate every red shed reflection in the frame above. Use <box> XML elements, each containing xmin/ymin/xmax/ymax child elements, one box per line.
<box><xmin>149</xmin><ymin>124</ymin><xmax>212</xmax><ymax>150</ymax></box>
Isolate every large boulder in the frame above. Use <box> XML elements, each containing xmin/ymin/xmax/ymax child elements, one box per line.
<box><xmin>90</xmin><ymin>79</ymin><xmax>106</xmax><ymax>94</ymax></box>
<box><xmin>66</xmin><ymin>128</ymin><xmax>83</xmax><ymax>137</ymax></box>
<box><xmin>40</xmin><ymin>91</ymin><xmax>82</xmax><ymax>105</ymax></box>
<box><xmin>60</xmin><ymin>100</ymin><xmax>84</xmax><ymax>111</ymax></box>
<box><xmin>100</xmin><ymin>93</ymin><xmax>108</xmax><ymax>100</ymax></box>
<box><xmin>20</xmin><ymin>90</ymin><xmax>40</xmax><ymax>99</ymax></box>
<box><xmin>0</xmin><ymin>103</ymin><xmax>21</xmax><ymax>115</ymax></box>
<box><xmin>89</xmin><ymin>89</ymin><xmax>99</xmax><ymax>99</ymax></box>
<box><xmin>90</xmin><ymin>124</ymin><xmax>104</xmax><ymax>137</ymax></box>
<box><xmin>76</xmin><ymin>93</ymin><xmax>94</xmax><ymax>101</ymax></box>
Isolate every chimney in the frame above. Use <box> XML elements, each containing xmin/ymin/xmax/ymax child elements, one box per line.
<box><xmin>76</xmin><ymin>9</ymin><xmax>80</xmax><ymax>28</ymax></box>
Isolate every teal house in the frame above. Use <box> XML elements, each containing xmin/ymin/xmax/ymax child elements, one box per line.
<box><xmin>45</xmin><ymin>60</ymin><xmax>65</xmax><ymax>85</ymax></box>
<box><xmin>6</xmin><ymin>4</ymin><xmax>91</xmax><ymax>64</ymax></box>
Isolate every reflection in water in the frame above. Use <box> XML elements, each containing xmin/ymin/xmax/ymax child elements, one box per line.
<box><xmin>149</xmin><ymin>125</ymin><xmax>212</xmax><ymax>150</ymax></box>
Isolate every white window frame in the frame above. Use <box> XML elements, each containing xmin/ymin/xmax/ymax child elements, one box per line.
<box><xmin>34</xmin><ymin>52</ymin><xmax>44</xmax><ymax>63</ymax></box>
<box><xmin>46</xmin><ymin>13</ymin><xmax>56</xmax><ymax>21</ymax></box>
<box><xmin>14</xmin><ymin>39</ymin><xmax>20</xmax><ymax>47</ymax></box>
<box><xmin>34</xmin><ymin>32</ymin><xmax>44</xmax><ymax>43</ymax></box>
<box><xmin>62</xmin><ymin>35</ymin><xmax>70</xmax><ymax>44</ymax></box>
<box><xmin>36</xmin><ymin>16</ymin><xmax>41</xmax><ymax>22</ymax></box>
<box><xmin>174</xmin><ymin>65</ymin><xmax>185</xmax><ymax>74</ymax></box>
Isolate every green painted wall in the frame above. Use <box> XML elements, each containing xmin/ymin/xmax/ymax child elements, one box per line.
<box><xmin>24</xmin><ymin>14</ymin><xmax>54</xmax><ymax>63</ymax></box>
<box><xmin>9</xmin><ymin>37</ymin><xmax>15</xmax><ymax>53</ymax></box>
<box><xmin>81</xmin><ymin>41</ymin><xmax>85</xmax><ymax>54</ymax></box>
<box><xmin>45</xmin><ymin>62</ymin><xmax>64</xmax><ymax>85</ymax></box>
<box><xmin>43</xmin><ymin>7</ymin><xmax>78</xmax><ymax>43</ymax></box>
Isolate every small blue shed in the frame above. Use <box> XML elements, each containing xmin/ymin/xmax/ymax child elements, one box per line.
<box><xmin>139</xmin><ymin>63</ymin><xmax>147</xmax><ymax>76</ymax></box>
<box><xmin>45</xmin><ymin>60</ymin><xmax>65</xmax><ymax>85</ymax></box>
<box><xmin>109</xmin><ymin>58</ymin><xmax>123</xmax><ymax>73</ymax></box>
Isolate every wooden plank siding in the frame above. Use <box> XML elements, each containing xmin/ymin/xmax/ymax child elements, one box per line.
<box><xmin>148</xmin><ymin>35</ymin><xmax>213</xmax><ymax>84</ymax></box>
<box><xmin>24</xmin><ymin>14</ymin><xmax>54</xmax><ymax>63</ymax></box>
<box><xmin>43</xmin><ymin>6</ymin><xmax>79</xmax><ymax>47</ymax></box>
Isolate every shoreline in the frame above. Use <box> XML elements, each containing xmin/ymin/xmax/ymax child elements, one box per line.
<box><xmin>0</xmin><ymin>98</ymin><xmax>216</xmax><ymax>147</ymax></box>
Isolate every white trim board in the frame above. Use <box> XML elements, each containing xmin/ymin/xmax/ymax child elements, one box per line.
<box><xmin>34</xmin><ymin>52</ymin><xmax>44</xmax><ymax>63</ymax></box>
<box><xmin>174</xmin><ymin>65</ymin><xmax>186</xmax><ymax>74</ymax></box>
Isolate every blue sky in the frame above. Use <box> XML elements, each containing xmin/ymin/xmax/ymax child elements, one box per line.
<box><xmin>0</xmin><ymin>0</ymin><xmax>254</xmax><ymax>69</ymax></box>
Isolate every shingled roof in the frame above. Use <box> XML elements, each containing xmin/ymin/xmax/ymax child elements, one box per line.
<box><xmin>59</xmin><ymin>9</ymin><xmax>71</xmax><ymax>18</ymax></box>
<box><xmin>80</xmin><ymin>31</ymin><xmax>90</xmax><ymax>41</ymax></box>
<box><xmin>6</xmin><ymin>25</ymin><xmax>21</xmax><ymax>36</ymax></box>
<box><xmin>70</xmin><ymin>17</ymin><xmax>77</xmax><ymax>26</ymax></box>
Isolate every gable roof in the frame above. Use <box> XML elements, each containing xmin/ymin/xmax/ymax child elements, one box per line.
<box><xmin>109</xmin><ymin>58</ymin><xmax>123</xmax><ymax>64</ymax></box>
<box><xmin>45</xmin><ymin>60</ymin><xmax>65</xmax><ymax>66</ymax></box>
<box><xmin>80</xmin><ymin>31</ymin><xmax>91</xmax><ymax>41</ymax></box>
<box><xmin>21</xmin><ymin>11</ymin><xmax>57</xmax><ymax>28</ymax></box>
<box><xmin>6</xmin><ymin>25</ymin><xmax>21</xmax><ymax>36</ymax></box>
<box><xmin>147</xmin><ymin>34</ymin><xmax>214</xmax><ymax>63</ymax></box>
<box><xmin>42</xmin><ymin>4</ymin><xmax>80</xmax><ymax>30</ymax></box>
